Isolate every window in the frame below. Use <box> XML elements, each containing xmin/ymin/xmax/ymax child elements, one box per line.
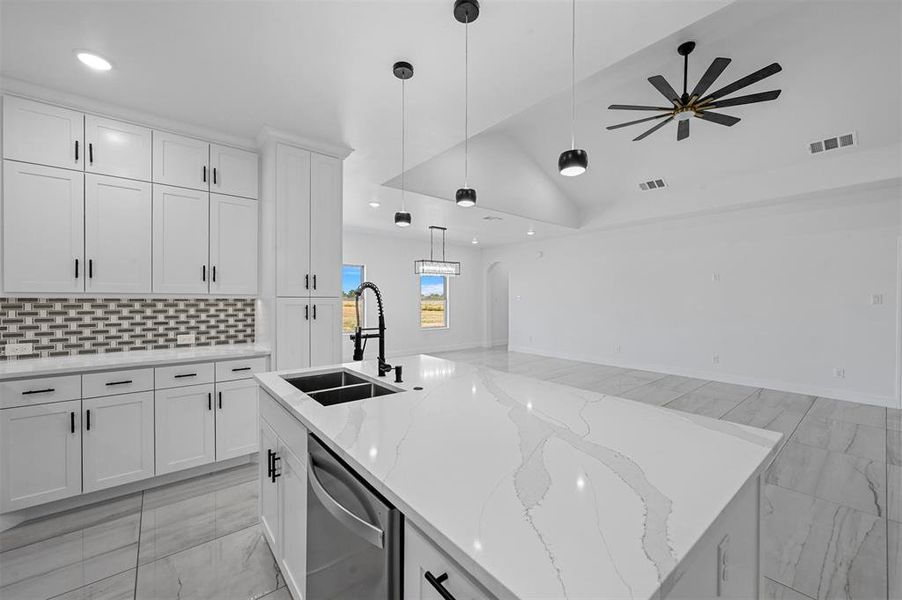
<box><xmin>419</xmin><ymin>275</ymin><xmax>448</xmax><ymax>329</ymax></box>
<box><xmin>342</xmin><ymin>265</ymin><xmax>365</xmax><ymax>333</ymax></box>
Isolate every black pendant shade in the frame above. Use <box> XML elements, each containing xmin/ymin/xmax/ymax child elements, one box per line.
<box><xmin>558</xmin><ymin>148</ymin><xmax>588</xmax><ymax>177</ymax></box>
<box><xmin>456</xmin><ymin>187</ymin><xmax>476</xmax><ymax>208</ymax></box>
<box><xmin>394</xmin><ymin>211</ymin><xmax>411</xmax><ymax>227</ymax></box>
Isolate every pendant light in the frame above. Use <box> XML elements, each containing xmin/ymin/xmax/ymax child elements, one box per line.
<box><xmin>454</xmin><ymin>0</ymin><xmax>479</xmax><ymax>207</ymax></box>
<box><xmin>394</xmin><ymin>61</ymin><xmax>413</xmax><ymax>227</ymax></box>
<box><xmin>415</xmin><ymin>226</ymin><xmax>461</xmax><ymax>276</ymax></box>
<box><xmin>558</xmin><ymin>0</ymin><xmax>588</xmax><ymax>177</ymax></box>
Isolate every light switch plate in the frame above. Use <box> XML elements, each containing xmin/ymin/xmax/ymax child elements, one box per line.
<box><xmin>717</xmin><ymin>535</ymin><xmax>730</xmax><ymax>596</ymax></box>
<box><xmin>176</xmin><ymin>334</ymin><xmax>196</xmax><ymax>345</ymax></box>
<box><xmin>3</xmin><ymin>343</ymin><xmax>33</xmax><ymax>356</ymax></box>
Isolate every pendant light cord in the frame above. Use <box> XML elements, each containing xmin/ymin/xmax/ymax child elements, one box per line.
<box><xmin>570</xmin><ymin>0</ymin><xmax>576</xmax><ymax>150</ymax></box>
<box><xmin>401</xmin><ymin>78</ymin><xmax>406</xmax><ymax>212</ymax></box>
<box><xmin>464</xmin><ymin>14</ymin><xmax>469</xmax><ymax>186</ymax></box>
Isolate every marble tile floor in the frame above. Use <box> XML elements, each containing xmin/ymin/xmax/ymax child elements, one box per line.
<box><xmin>0</xmin><ymin>461</ymin><xmax>287</xmax><ymax>600</ymax></box>
<box><xmin>435</xmin><ymin>346</ymin><xmax>901</xmax><ymax>600</ymax></box>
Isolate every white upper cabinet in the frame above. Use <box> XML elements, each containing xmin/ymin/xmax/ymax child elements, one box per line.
<box><xmin>309</xmin><ymin>153</ymin><xmax>342</xmax><ymax>297</ymax></box>
<box><xmin>275</xmin><ymin>144</ymin><xmax>312</xmax><ymax>296</ymax></box>
<box><xmin>84</xmin><ymin>115</ymin><xmax>152</xmax><ymax>181</ymax></box>
<box><xmin>3</xmin><ymin>161</ymin><xmax>84</xmax><ymax>294</ymax></box>
<box><xmin>85</xmin><ymin>174</ymin><xmax>152</xmax><ymax>294</ymax></box>
<box><xmin>153</xmin><ymin>131</ymin><xmax>209</xmax><ymax>191</ymax></box>
<box><xmin>310</xmin><ymin>298</ymin><xmax>342</xmax><ymax>367</ymax></box>
<box><xmin>210</xmin><ymin>144</ymin><xmax>258</xmax><ymax>199</ymax></box>
<box><xmin>210</xmin><ymin>194</ymin><xmax>258</xmax><ymax>295</ymax></box>
<box><xmin>152</xmin><ymin>184</ymin><xmax>210</xmax><ymax>294</ymax></box>
<box><xmin>82</xmin><ymin>391</ymin><xmax>155</xmax><ymax>493</ymax></box>
<box><xmin>3</xmin><ymin>95</ymin><xmax>83</xmax><ymax>170</ymax></box>
<box><xmin>276</xmin><ymin>298</ymin><xmax>311</xmax><ymax>370</ymax></box>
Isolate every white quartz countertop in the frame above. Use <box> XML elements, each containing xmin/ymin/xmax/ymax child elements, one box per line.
<box><xmin>0</xmin><ymin>344</ymin><xmax>271</xmax><ymax>380</ymax></box>
<box><xmin>255</xmin><ymin>355</ymin><xmax>782</xmax><ymax>600</ymax></box>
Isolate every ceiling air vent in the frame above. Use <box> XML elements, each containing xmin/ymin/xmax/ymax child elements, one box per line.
<box><xmin>638</xmin><ymin>178</ymin><xmax>667</xmax><ymax>191</ymax></box>
<box><xmin>808</xmin><ymin>131</ymin><xmax>857</xmax><ymax>155</ymax></box>
<box><xmin>482</xmin><ymin>215</ymin><xmax>503</xmax><ymax>221</ymax></box>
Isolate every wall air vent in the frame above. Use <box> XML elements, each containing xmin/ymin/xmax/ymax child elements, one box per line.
<box><xmin>638</xmin><ymin>179</ymin><xmax>667</xmax><ymax>191</ymax></box>
<box><xmin>808</xmin><ymin>131</ymin><xmax>857</xmax><ymax>155</ymax></box>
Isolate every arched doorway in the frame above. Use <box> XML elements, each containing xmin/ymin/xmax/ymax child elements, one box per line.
<box><xmin>486</xmin><ymin>261</ymin><xmax>510</xmax><ymax>348</ymax></box>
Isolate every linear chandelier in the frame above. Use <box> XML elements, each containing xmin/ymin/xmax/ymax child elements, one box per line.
<box><xmin>414</xmin><ymin>226</ymin><xmax>461</xmax><ymax>277</ymax></box>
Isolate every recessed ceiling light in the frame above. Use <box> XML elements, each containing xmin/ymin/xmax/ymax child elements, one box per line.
<box><xmin>76</xmin><ymin>51</ymin><xmax>112</xmax><ymax>71</ymax></box>
<box><xmin>368</xmin><ymin>200</ymin><xmax>381</xmax><ymax>208</ymax></box>
<box><xmin>527</xmin><ymin>228</ymin><xmax>535</xmax><ymax>236</ymax></box>
<box><xmin>471</xmin><ymin>236</ymin><xmax>479</xmax><ymax>245</ymax></box>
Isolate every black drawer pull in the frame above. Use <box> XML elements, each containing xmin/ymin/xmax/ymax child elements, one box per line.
<box><xmin>70</xmin><ymin>411</ymin><xmax>75</xmax><ymax>434</ymax></box>
<box><xmin>86</xmin><ymin>409</ymin><xmax>91</xmax><ymax>431</ymax></box>
<box><xmin>105</xmin><ymin>380</ymin><xmax>133</xmax><ymax>386</ymax></box>
<box><xmin>425</xmin><ymin>572</ymin><xmax>456</xmax><ymax>600</ymax></box>
<box><xmin>22</xmin><ymin>388</ymin><xmax>55</xmax><ymax>395</ymax></box>
<box><xmin>231</xmin><ymin>367</ymin><xmax>251</xmax><ymax>372</ymax></box>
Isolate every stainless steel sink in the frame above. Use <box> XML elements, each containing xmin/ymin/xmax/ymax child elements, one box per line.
<box><xmin>284</xmin><ymin>369</ymin><xmax>399</xmax><ymax>406</ymax></box>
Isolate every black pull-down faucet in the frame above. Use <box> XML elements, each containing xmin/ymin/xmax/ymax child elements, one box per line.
<box><xmin>349</xmin><ymin>282</ymin><xmax>392</xmax><ymax>376</ymax></box>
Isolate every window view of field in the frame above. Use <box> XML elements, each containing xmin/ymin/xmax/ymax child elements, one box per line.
<box><xmin>342</xmin><ymin>265</ymin><xmax>365</xmax><ymax>333</ymax></box>
<box><xmin>420</xmin><ymin>275</ymin><xmax>447</xmax><ymax>328</ymax></box>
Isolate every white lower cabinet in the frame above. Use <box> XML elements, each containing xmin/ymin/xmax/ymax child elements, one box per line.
<box><xmin>0</xmin><ymin>400</ymin><xmax>81</xmax><ymax>512</ymax></box>
<box><xmin>259</xmin><ymin>419</ymin><xmax>281</xmax><ymax>549</ymax></box>
<box><xmin>82</xmin><ymin>391</ymin><xmax>155</xmax><ymax>492</ymax></box>
<box><xmin>215</xmin><ymin>379</ymin><xmax>259</xmax><ymax>461</ymax></box>
<box><xmin>154</xmin><ymin>384</ymin><xmax>216</xmax><ymax>475</ymax></box>
<box><xmin>404</xmin><ymin>521</ymin><xmax>490</xmax><ymax>600</ymax></box>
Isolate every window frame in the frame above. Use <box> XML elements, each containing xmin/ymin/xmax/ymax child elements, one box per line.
<box><xmin>342</xmin><ymin>264</ymin><xmax>366</xmax><ymax>334</ymax></box>
<box><xmin>418</xmin><ymin>274</ymin><xmax>449</xmax><ymax>330</ymax></box>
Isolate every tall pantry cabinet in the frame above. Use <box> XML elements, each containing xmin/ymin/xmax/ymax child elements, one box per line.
<box><xmin>258</xmin><ymin>131</ymin><xmax>349</xmax><ymax>370</ymax></box>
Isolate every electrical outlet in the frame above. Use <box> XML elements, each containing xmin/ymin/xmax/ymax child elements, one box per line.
<box><xmin>615</xmin><ymin>344</ymin><xmax>622</xmax><ymax>353</ymax></box>
<box><xmin>712</xmin><ymin>354</ymin><xmax>720</xmax><ymax>365</ymax></box>
<box><xmin>176</xmin><ymin>333</ymin><xmax>196</xmax><ymax>345</ymax></box>
<box><xmin>833</xmin><ymin>367</ymin><xmax>846</xmax><ymax>378</ymax></box>
<box><xmin>870</xmin><ymin>294</ymin><xmax>884</xmax><ymax>305</ymax></box>
<box><xmin>3</xmin><ymin>343</ymin><xmax>33</xmax><ymax>357</ymax></box>
<box><xmin>716</xmin><ymin>535</ymin><xmax>730</xmax><ymax>596</ymax></box>
<box><xmin>712</xmin><ymin>272</ymin><xmax>721</xmax><ymax>282</ymax></box>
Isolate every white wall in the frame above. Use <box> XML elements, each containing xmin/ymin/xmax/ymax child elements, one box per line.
<box><xmin>486</xmin><ymin>261</ymin><xmax>510</xmax><ymax>346</ymax></box>
<box><xmin>484</xmin><ymin>181</ymin><xmax>902</xmax><ymax>408</ymax></box>
<box><xmin>342</xmin><ymin>229</ymin><xmax>484</xmax><ymax>359</ymax></box>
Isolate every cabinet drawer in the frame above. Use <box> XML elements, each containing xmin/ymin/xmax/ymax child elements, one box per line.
<box><xmin>0</xmin><ymin>375</ymin><xmax>81</xmax><ymax>409</ymax></box>
<box><xmin>155</xmin><ymin>362</ymin><xmax>214</xmax><ymax>389</ymax></box>
<box><xmin>215</xmin><ymin>357</ymin><xmax>268</xmax><ymax>382</ymax></box>
<box><xmin>83</xmin><ymin>368</ymin><xmax>154</xmax><ymax>398</ymax></box>
<box><xmin>404</xmin><ymin>521</ymin><xmax>492</xmax><ymax>600</ymax></box>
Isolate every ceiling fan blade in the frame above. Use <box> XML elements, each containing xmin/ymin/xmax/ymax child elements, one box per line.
<box><xmin>606</xmin><ymin>113</ymin><xmax>672</xmax><ymax>130</ymax></box>
<box><xmin>632</xmin><ymin>116</ymin><xmax>674</xmax><ymax>141</ymax></box>
<box><xmin>690</xmin><ymin>57</ymin><xmax>731</xmax><ymax>99</ymax></box>
<box><xmin>707</xmin><ymin>89</ymin><xmax>781</xmax><ymax>109</ymax></box>
<box><xmin>648</xmin><ymin>75</ymin><xmax>681</xmax><ymax>105</ymax></box>
<box><xmin>677</xmin><ymin>119</ymin><xmax>689</xmax><ymax>141</ymax></box>
<box><xmin>608</xmin><ymin>104</ymin><xmax>673</xmax><ymax>111</ymax></box>
<box><xmin>700</xmin><ymin>62</ymin><xmax>782</xmax><ymax>102</ymax></box>
<box><xmin>695</xmin><ymin>111</ymin><xmax>741</xmax><ymax>126</ymax></box>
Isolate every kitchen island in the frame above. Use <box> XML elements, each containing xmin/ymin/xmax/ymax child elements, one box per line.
<box><xmin>255</xmin><ymin>354</ymin><xmax>782</xmax><ymax>600</ymax></box>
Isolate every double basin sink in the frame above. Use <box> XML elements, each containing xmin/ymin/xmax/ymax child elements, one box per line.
<box><xmin>285</xmin><ymin>369</ymin><xmax>398</xmax><ymax>406</ymax></box>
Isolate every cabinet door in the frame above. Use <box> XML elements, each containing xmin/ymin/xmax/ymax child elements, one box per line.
<box><xmin>276</xmin><ymin>298</ymin><xmax>310</xmax><ymax>370</ymax></box>
<box><xmin>152</xmin><ymin>130</ymin><xmax>209</xmax><ymax>191</ymax></box>
<box><xmin>154</xmin><ymin>384</ymin><xmax>216</xmax><ymax>475</ymax></box>
<box><xmin>275</xmin><ymin>144</ymin><xmax>311</xmax><ymax>296</ymax></box>
<box><xmin>84</xmin><ymin>115</ymin><xmax>152</xmax><ymax>181</ymax></box>
<box><xmin>278</xmin><ymin>442</ymin><xmax>307</xmax><ymax>600</ymax></box>
<box><xmin>210</xmin><ymin>144</ymin><xmax>258</xmax><ymax>199</ymax></box>
<box><xmin>152</xmin><ymin>184</ymin><xmax>210</xmax><ymax>294</ymax></box>
<box><xmin>3</xmin><ymin>95</ymin><xmax>83</xmax><ymax>170</ymax></box>
<box><xmin>85</xmin><ymin>174</ymin><xmax>152</xmax><ymax>293</ymax></box>
<box><xmin>0</xmin><ymin>400</ymin><xmax>81</xmax><ymax>512</ymax></box>
<box><xmin>259</xmin><ymin>418</ymin><xmax>281</xmax><ymax>554</ymax></box>
<box><xmin>3</xmin><ymin>161</ymin><xmax>84</xmax><ymax>293</ymax></box>
<box><xmin>82</xmin><ymin>391</ymin><xmax>154</xmax><ymax>493</ymax></box>
<box><xmin>309</xmin><ymin>153</ymin><xmax>342</xmax><ymax>297</ymax></box>
<box><xmin>310</xmin><ymin>298</ymin><xmax>342</xmax><ymax>367</ymax></box>
<box><xmin>210</xmin><ymin>194</ymin><xmax>258</xmax><ymax>295</ymax></box>
<box><xmin>215</xmin><ymin>379</ymin><xmax>259</xmax><ymax>461</ymax></box>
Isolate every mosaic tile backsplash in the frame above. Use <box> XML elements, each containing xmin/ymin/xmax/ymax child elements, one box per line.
<box><xmin>0</xmin><ymin>297</ymin><xmax>255</xmax><ymax>360</ymax></box>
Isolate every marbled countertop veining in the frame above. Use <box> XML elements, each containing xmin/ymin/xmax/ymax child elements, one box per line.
<box><xmin>256</xmin><ymin>355</ymin><xmax>782</xmax><ymax>600</ymax></box>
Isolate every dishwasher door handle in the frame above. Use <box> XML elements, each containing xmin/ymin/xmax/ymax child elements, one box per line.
<box><xmin>308</xmin><ymin>456</ymin><xmax>384</xmax><ymax>549</ymax></box>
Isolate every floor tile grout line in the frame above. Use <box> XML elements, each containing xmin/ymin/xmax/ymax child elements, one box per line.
<box><xmin>763</xmin><ymin>576</ymin><xmax>817</xmax><ymax>600</ymax></box>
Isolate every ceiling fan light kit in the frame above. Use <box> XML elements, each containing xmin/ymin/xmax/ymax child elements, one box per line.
<box><xmin>607</xmin><ymin>41</ymin><xmax>782</xmax><ymax>141</ymax></box>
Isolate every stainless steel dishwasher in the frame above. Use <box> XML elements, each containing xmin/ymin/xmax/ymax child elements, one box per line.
<box><xmin>307</xmin><ymin>434</ymin><xmax>402</xmax><ymax>600</ymax></box>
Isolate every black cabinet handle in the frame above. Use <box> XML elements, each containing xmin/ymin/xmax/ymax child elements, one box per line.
<box><xmin>218</xmin><ymin>391</ymin><xmax>222</xmax><ymax>409</ymax></box>
<box><xmin>22</xmin><ymin>388</ymin><xmax>54</xmax><ymax>395</ymax></box>
<box><xmin>75</xmin><ymin>140</ymin><xmax>79</xmax><ymax>162</ymax></box>
<box><xmin>202</xmin><ymin>265</ymin><xmax>206</xmax><ymax>282</ymax></box>
<box><xmin>105</xmin><ymin>380</ymin><xmax>133</xmax><ymax>386</ymax></box>
<box><xmin>313</xmin><ymin>305</ymin><xmax>317</xmax><ymax>320</ymax></box>
<box><xmin>424</xmin><ymin>572</ymin><xmax>456</xmax><ymax>600</ymax></box>
<box><xmin>313</xmin><ymin>274</ymin><xmax>317</xmax><ymax>290</ymax></box>
<box><xmin>70</xmin><ymin>412</ymin><xmax>75</xmax><ymax>434</ymax></box>
<box><xmin>231</xmin><ymin>367</ymin><xmax>251</xmax><ymax>372</ymax></box>
<box><xmin>75</xmin><ymin>258</ymin><xmax>79</xmax><ymax>279</ymax></box>
<box><xmin>305</xmin><ymin>274</ymin><xmax>309</xmax><ymax>290</ymax></box>
<box><xmin>305</xmin><ymin>305</ymin><xmax>309</xmax><ymax>320</ymax></box>
<box><xmin>203</xmin><ymin>165</ymin><xmax>207</xmax><ymax>183</ymax></box>
<box><xmin>212</xmin><ymin>266</ymin><xmax>216</xmax><ymax>283</ymax></box>
<box><xmin>207</xmin><ymin>392</ymin><xmax>212</xmax><ymax>411</ymax></box>
<box><xmin>88</xmin><ymin>143</ymin><xmax>93</xmax><ymax>165</ymax></box>
<box><xmin>271</xmin><ymin>454</ymin><xmax>281</xmax><ymax>482</ymax></box>
<box><xmin>86</xmin><ymin>409</ymin><xmax>91</xmax><ymax>431</ymax></box>
<box><xmin>174</xmin><ymin>373</ymin><xmax>197</xmax><ymax>379</ymax></box>
<box><xmin>88</xmin><ymin>259</ymin><xmax>93</xmax><ymax>279</ymax></box>
<box><xmin>213</xmin><ymin>167</ymin><xmax>217</xmax><ymax>184</ymax></box>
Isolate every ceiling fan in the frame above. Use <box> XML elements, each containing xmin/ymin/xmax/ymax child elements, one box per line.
<box><xmin>607</xmin><ymin>41</ymin><xmax>782</xmax><ymax>141</ymax></box>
